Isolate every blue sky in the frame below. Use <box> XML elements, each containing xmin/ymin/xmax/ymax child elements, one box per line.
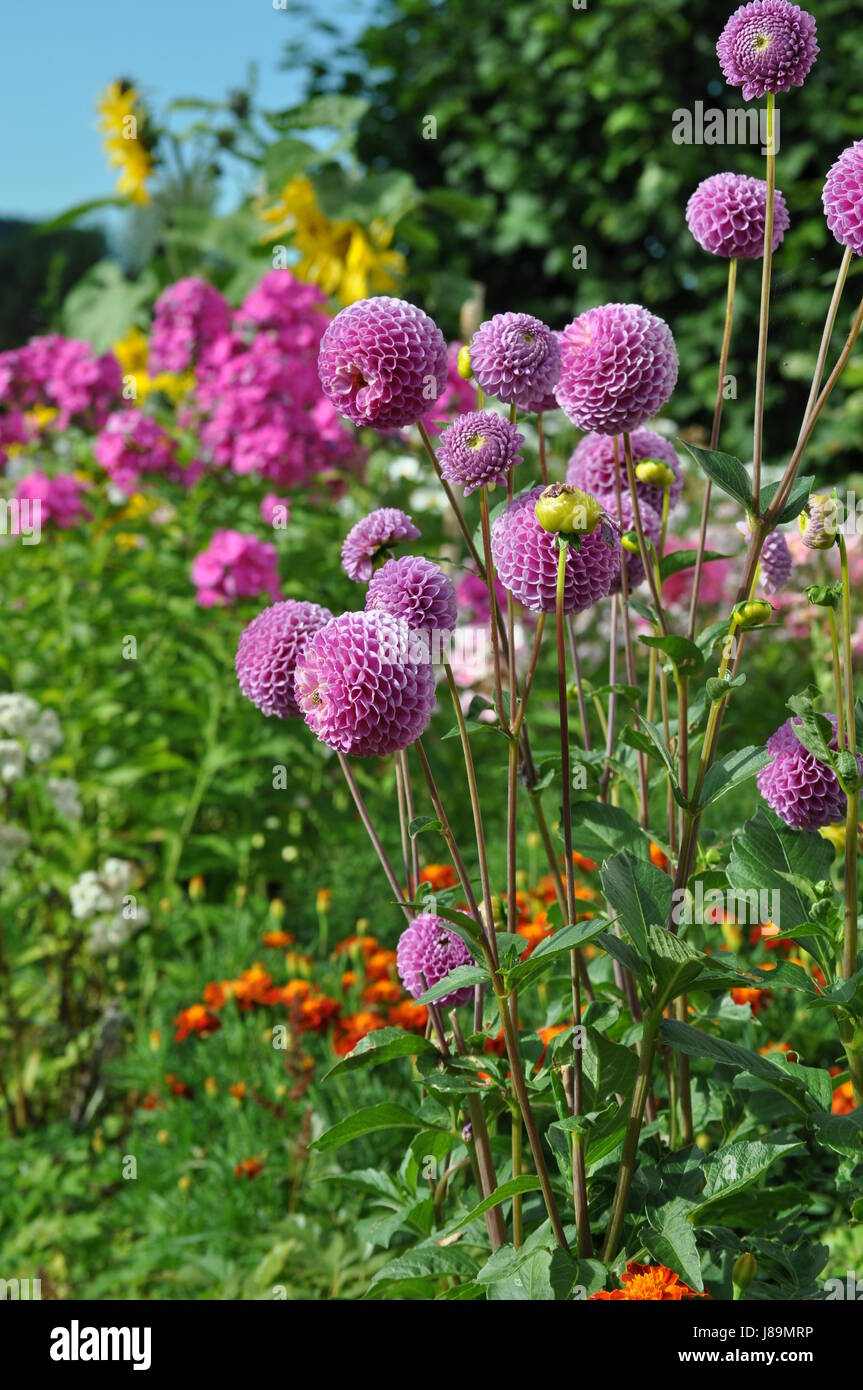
<box><xmin>0</xmin><ymin>0</ymin><xmax>372</xmax><ymax>220</ymax></box>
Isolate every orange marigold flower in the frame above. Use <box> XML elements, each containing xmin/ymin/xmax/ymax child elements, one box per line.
<box><xmin>649</xmin><ymin>842</ymin><xmax>670</xmax><ymax>873</ymax></box>
<box><xmin>517</xmin><ymin>918</ymin><xmax>553</xmax><ymax>959</ymax></box>
<box><xmin>484</xmin><ymin>1027</ymin><xmax>506</xmax><ymax>1056</ymax></box>
<box><xmin>365</xmin><ymin>948</ymin><xmax>398</xmax><ymax>982</ymax></box>
<box><xmin>535</xmin><ymin>874</ymin><xmax>559</xmax><ymax>905</ymax></box>
<box><xmin>202</xmin><ymin>981</ymin><xmax>229</xmax><ymax>1010</ymax></box>
<box><xmin>262</xmin><ymin>929</ymin><xmax>295</xmax><ymax>948</ymax></box>
<box><xmin>590</xmin><ymin>1261</ymin><xmax>708</xmax><ymax>1301</ymax></box>
<box><xmin>536</xmin><ymin>1022</ymin><xmax>569</xmax><ymax>1068</ymax></box>
<box><xmin>228</xmin><ymin>1081</ymin><xmax>247</xmax><ymax>1100</ymax></box>
<box><xmin>730</xmin><ymin>986</ymin><xmax>772</xmax><ymax>1016</ymax></box>
<box><xmin>297</xmin><ymin>993</ymin><xmax>341</xmax><ymax>1034</ymax></box>
<box><xmin>832</xmin><ymin>1081</ymin><xmax>856</xmax><ymax>1115</ymax></box>
<box><xmin>281</xmin><ymin>978</ymin><xmax>313</xmax><ymax>1004</ymax></box>
<box><xmin>572</xmin><ymin>851</ymin><xmax>597</xmax><ymax>873</ymax></box>
<box><xmin>362</xmin><ymin>979</ymin><xmax>403</xmax><ymax>1005</ymax></box>
<box><xmin>335</xmin><ymin>933</ymin><xmax>379</xmax><ymax>958</ymax></box>
<box><xmin>748</xmin><ymin>921</ymin><xmax>792</xmax><ymax>954</ymax></box>
<box><xmin>235</xmin><ymin>1156</ymin><xmax>265</xmax><ymax>1179</ymax></box>
<box><xmin>316</xmin><ymin>888</ymin><xmax>332</xmax><ymax>913</ymax></box>
<box><xmin>333</xmin><ymin>1010</ymin><xmax>386</xmax><ymax>1055</ymax></box>
<box><xmin>341</xmin><ymin>970</ymin><xmax>358</xmax><ymax>991</ymax></box>
<box><xmin>139</xmin><ymin>1091</ymin><xmax>161</xmax><ymax>1110</ymax></box>
<box><xmin>164</xmin><ymin>1073</ymin><xmax>192</xmax><ymax>1098</ymax></box>
<box><xmin>420</xmin><ymin>863</ymin><xmax>457</xmax><ymax>890</ymax></box>
<box><xmin>388</xmin><ymin>1000</ymin><xmax>428</xmax><ymax>1031</ymax></box>
<box><xmin>759</xmin><ymin>1041</ymin><xmax>795</xmax><ymax>1060</ymax></box>
<box><xmin>231</xmin><ymin>963</ymin><xmax>274</xmax><ymax>1009</ymax></box>
<box><xmin>173</xmin><ymin>1004</ymin><xmax>221</xmax><ymax>1043</ymax></box>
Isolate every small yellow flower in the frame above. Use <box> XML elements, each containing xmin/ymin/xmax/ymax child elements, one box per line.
<box><xmin>316</xmin><ymin>888</ymin><xmax>332</xmax><ymax>913</ymax></box>
<box><xmin>178</xmin><ymin>1174</ymin><xmax>192</xmax><ymax>1191</ymax></box>
<box><xmin>97</xmin><ymin>80</ymin><xmax>155</xmax><ymax>205</ymax></box>
<box><xmin>149</xmin><ymin>1030</ymin><xmax>161</xmax><ymax>1051</ymax></box>
<box><xmin>156</xmin><ymin>1129</ymin><xmax>170</xmax><ymax>1145</ymax></box>
<box><xmin>204</xmin><ymin>1076</ymin><xmax>218</xmax><ymax>1097</ymax></box>
<box><xmin>112</xmin><ymin>326</ymin><xmax>149</xmax><ymax>376</ymax></box>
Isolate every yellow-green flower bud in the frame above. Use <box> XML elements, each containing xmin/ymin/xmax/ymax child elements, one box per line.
<box><xmin>734</xmin><ymin>598</ymin><xmax>773</xmax><ymax>629</ymax></box>
<box><xmin>621</xmin><ymin>530</ymin><xmax>641</xmax><ymax>555</ymax></box>
<box><xmin>534</xmin><ymin>483</ymin><xmax>602</xmax><ymax>536</ymax></box>
<box><xmin>732</xmin><ymin>1252</ymin><xmax>757</xmax><ymax>1298</ymax></box>
<box><xmin>799</xmin><ymin>493</ymin><xmax>838</xmax><ymax>551</ymax></box>
<box><xmin>635</xmin><ymin>458</ymin><xmax>676</xmax><ymax>489</ymax></box>
<box><xmin>456</xmin><ymin>345</ymin><xmax>473</xmax><ymax>381</ymax></box>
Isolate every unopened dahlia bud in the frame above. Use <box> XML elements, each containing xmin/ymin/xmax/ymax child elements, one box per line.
<box><xmin>461</xmin><ymin>1120</ymin><xmax>473</xmax><ymax>1144</ymax></box>
<box><xmin>534</xmin><ymin>483</ymin><xmax>602</xmax><ymax>536</ymax></box>
<box><xmin>621</xmin><ymin>531</ymin><xmax>641</xmax><ymax>555</ymax></box>
<box><xmin>635</xmin><ymin>459</ymin><xmax>676</xmax><ymax>490</ymax></box>
<box><xmin>493</xmin><ymin>486</ymin><xmax>620</xmax><ymax>614</ymax></box>
<box><xmin>457</xmin><ymin>345</ymin><xmax>473</xmax><ymax>380</ymax></box>
<box><xmin>732</xmin><ymin>1252</ymin><xmax>757</xmax><ymax>1298</ymax></box>
<box><xmin>799</xmin><ymin>493</ymin><xmax>838</xmax><ymax>550</ymax></box>
<box><xmin>734</xmin><ymin>598</ymin><xmax>773</xmax><ymax>629</ymax></box>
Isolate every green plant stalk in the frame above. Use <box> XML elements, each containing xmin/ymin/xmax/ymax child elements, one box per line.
<box><xmin>336</xmin><ymin>752</ymin><xmax>413</xmax><ymax>922</ymax></box>
<box><xmin>480</xmin><ymin>485</ymin><xmax>507</xmax><ymax>730</ymax></box>
<box><xmin>751</xmin><ymin>91</ymin><xmax>775</xmax><ymax>512</ymax></box>
<box><xmin>602</xmin><ymin>1006</ymin><xmax>660</xmax><ymax>1261</ymax></box>
<box><xmin>449</xmin><ymin>1008</ymin><xmax>507</xmax><ymax>1250</ymax></box>
<box><xmin>511</xmin><ymin>1104</ymin><xmax>524</xmax><ymax>1249</ymax></box>
<box><xmin>839</xmin><ymin>537</ymin><xmax>860</xmax><ymax>1008</ymax></box>
<box><xmin>613</xmin><ymin>441</ymin><xmax>650</xmax><ymax>827</ymax></box>
<box><xmin>443</xmin><ymin>662</ymin><xmax>499</xmax><ymax>968</ymax></box>
<box><xmin>828</xmin><ymin>608</ymin><xmax>845</xmax><ymax>753</ymax></box>
<box><xmin>555</xmin><ymin>541</ymin><xmax>593</xmax><ymax>1257</ymax></box>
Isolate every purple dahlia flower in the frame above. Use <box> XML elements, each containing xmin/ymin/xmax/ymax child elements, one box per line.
<box><xmin>341</xmin><ymin>508</ymin><xmax>420</xmax><ymax>583</ymax></box>
<box><xmin>294</xmin><ymin>611</ymin><xmax>436</xmax><ymax>757</ymax></box>
<box><xmin>491</xmin><ymin>485</ymin><xmax>620</xmax><ymax>614</ymax></box>
<box><xmin>437</xmin><ymin>410</ymin><xmax>524</xmax><ymax>497</ymax></box>
<box><xmin>317</xmin><ymin>296</ymin><xmax>448</xmax><ymax>431</ymax></box>
<box><xmin>737</xmin><ymin>519</ymin><xmax>793</xmax><ymax>594</ymax></box>
<box><xmin>567</xmin><ymin>429</ymin><xmax>683</xmax><ymax>514</ymax></box>
<box><xmin>469</xmin><ymin>312</ymin><xmax>561</xmax><ymax>411</ymax></box>
<box><xmin>686</xmin><ymin>173</ymin><xmax>790</xmax><ymax>259</ymax></box>
<box><xmin>235</xmin><ymin>599</ymin><xmax>334</xmax><ymax>719</ymax></box>
<box><xmin>757</xmin><ymin>715</ymin><xmax>859</xmax><ymax>831</ymax></box>
<box><xmin>717</xmin><ymin>1</ymin><xmax>818</xmax><ymax>101</ymax></box>
<box><xmin>600</xmin><ymin>490</ymin><xmax>662</xmax><ymax>591</ymax></box>
<box><xmin>365</xmin><ymin>555</ymin><xmax>458</xmax><ymax>635</ymax></box>
<box><xmin>556</xmin><ymin>304</ymin><xmax>678</xmax><ymax>435</ymax></box>
<box><xmin>396</xmin><ymin>913</ymin><xmax>474</xmax><ymax>1006</ymax></box>
<box><xmin>823</xmin><ymin>142</ymin><xmax>863</xmax><ymax>257</ymax></box>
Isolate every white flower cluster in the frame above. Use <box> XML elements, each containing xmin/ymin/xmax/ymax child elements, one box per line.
<box><xmin>70</xmin><ymin>858</ymin><xmax>149</xmax><ymax>956</ymax></box>
<box><xmin>0</xmin><ymin>692</ymin><xmax>80</xmax><ymax>819</ymax></box>
<box><xmin>0</xmin><ymin>823</ymin><xmax>30</xmax><ymax>870</ymax></box>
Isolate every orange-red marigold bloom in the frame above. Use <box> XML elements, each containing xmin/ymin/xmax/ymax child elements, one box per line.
<box><xmin>173</xmin><ymin>1004</ymin><xmax>222</xmax><ymax>1042</ymax></box>
<box><xmin>590</xmin><ymin>1261</ymin><xmax>708</xmax><ymax>1300</ymax></box>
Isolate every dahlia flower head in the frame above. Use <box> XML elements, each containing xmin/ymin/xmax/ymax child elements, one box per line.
<box><xmin>469</xmin><ymin>312</ymin><xmax>561</xmax><ymax>411</ymax></box>
<box><xmin>341</xmin><ymin>507</ymin><xmax>420</xmax><ymax>583</ymax></box>
<box><xmin>318</xmin><ymin>296</ymin><xmax>448</xmax><ymax>430</ymax></box>
<box><xmin>556</xmin><ymin>304</ymin><xmax>678</xmax><ymax>435</ymax></box>
<box><xmin>235</xmin><ymin>599</ymin><xmax>333</xmax><ymax>719</ymax></box>
<box><xmin>13</xmin><ymin>471</ymin><xmax>90</xmax><ymax>530</ymax></box>
<box><xmin>686</xmin><ymin>173</ymin><xmax>790</xmax><ymax>259</ymax></box>
<box><xmin>567</xmin><ymin>428</ymin><xmax>683</xmax><ymax>514</ymax></box>
<box><xmin>365</xmin><ymin>555</ymin><xmax>458</xmax><ymax>635</ymax></box>
<box><xmin>717</xmin><ymin>1</ymin><xmax>818</xmax><ymax>101</ymax></box>
<box><xmin>396</xmin><ymin>913</ymin><xmax>474</xmax><ymax>1007</ymax></box>
<box><xmin>420</xmin><ymin>341</ymin><xmax>475</xmax><ymax>434</ymax></box>
<box><xmin>93</xmin><ymin>410</ymin><xmax>186</xmax><ymax>491</ymax></box>
<box><xmin>823</xmin><ymin>142</ymin><xmax>863</xmax><ymax>257</ymax></box>
<box><xmin>757</xmin><ymin>715</ymin><xmax>861</xmax><ymax>831</ymax></box>
<box><xmin>491</xmin><ymin>485</ymin><xmax>621</xmax><ymax>614</ymax></box>
<box><xmin>601</xmin><ymin>489</ymin><xmax>662</xmax><ymax>591</ymax></box>
<box><xmin>437</xmin><ymin>410</ymin><xmax>524</xmax><ymax>497</ymax></box>
<box><xmin>737</xmin><ymin>519</ymin><xmax>793</xmax><ymax>594</ymax></box>
<box><xmin>191</xmin><ymin>529</ymin><xmax>281</xmax><ymax>608</ymax></box>
<box><xmin>294</xmin><ymin>611</ymin><xmax>436</xmax><ymax>758</ymax></box>
<box><xmin>149</xmin><ymin>276</ymin><xmax>232</xmax><ymax>374</ymax></box>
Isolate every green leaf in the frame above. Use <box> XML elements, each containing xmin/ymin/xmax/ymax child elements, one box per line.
<box><xmin>508</xmin><ymin>917</ymin><xmax>610</xmax><ymax>987</ymax></box>
<box><xmin>415</xmin><ymin>965</ymin><xmax>488</xmax><ymax>1004</ymax></box>
<box><xmin>659</xmin><ymin>549</ymin><xmax>736</xmax><ymax>583</ymax></box>
<box><xmin>366</xmin><ymin>1245</ymin><xmax>478</xmax><ymax>1298</ymax></box>
<box><xmin>640</xmin><ymin>633</ymin><xmax>704</xmax><ymax>676</ymax></box>
<box><xmin>759</xmin><ymin>475</ymin><xmax>813</xmax><ymax>525</ymax></box>
<box><xmin>602</xmin><ymin>851</ymin><xmax>672</xmax><ymax>959</ymax></box>
<box><xmin>705</xmin><ymin>672</ymin><xmax>746</xmax><ymax>702</ymax></box>
<box><xmin>568</xmin><ymin>801</ymin><xmax>649</xmax><ymax>864</ymax></box>
<box><xmin>444</xmin><ymin>1176</ymin><xmax>542</xmax><ymax>1235</ymax></box>
<box><xmin>263</xmin><ymin>136</ymin><xmax>316</xmax><ymax>188</ymax></box>
<box><xmin>311</xmin><ymin>1103</ymin><xmax>446</xmax><ymax>1152</ymax></box>
<box><xmin>699</xmin><ymin>745</ymin><xmax>771</xmax><ymax>809</ymax></box>
<box><xmin>679</xmin><ymin>442</ymin><xmax>752</xmax><ymax>512</ymax></box>
<box><xmin>810</xmin><ymin>1110</ymin><xmax>863</xmax><ymax>1158</ymax></box>
<box><xmin>408</xmin><ymin>815</ymin><xmax>443</xmax><ymax>839</ymax></box>
<box><xmin>695</xmin><ymin>1138</ymin><xmax>804</xmax><ymax>1212</ymax></box>
<box><xmin>322</xmin><ymin>1027</ymin><xmax>437</xmax><ymax>1081</ymax></box>
<box><xmin>660</xmin><ymin>1020</ymin><xmax>813</xmax><ymax>1111</ymax></box>
<box><xmin>644</xmin><ymin>1197</ymin><xmax>703</xmax><ymax>1292</ymax></box>
<box><xmin>649</xmin><ymin>926</ymin><xmax>705</xmax><ymax>1005</ymax></box>
<box><xmin>35</xmin><ymin>196</ymin><xmax>129</xmax><ymax>235</ymax></box>
<box><xmin>583</xmin><ymin>1028</ymin><xmax>639</xmax><ymax>1109</ymax></box>
<box><xmin>727</xmin><ymin>809</ymin><xmax>834</xmax><ymax>931</ymax></box>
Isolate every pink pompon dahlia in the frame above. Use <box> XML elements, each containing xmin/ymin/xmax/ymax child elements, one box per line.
<box><xmin>600</xmin><ymin>490</ymin><xmax>662</xmax><ymax>591</ymax></box>
<box><xmin>469</xmin><ymin>312</ymin><xmax>561</xmax><ymax>412</ymax></box>
<box><xmin>686</xmin><ymin>173</ymin><xmax>790</xmax><ymax>259</ymax></box>
<box><xmin>738</xmin><ymin>519</ymin><xmax>793</xmax><ymax>594</ymax></box>
<box><xmin>13</xmin><ymin>470</ymin><xmax>90</xmax><ymax>529</ymax></box>
<box><xmin>757</xmin><ymin>715</ymin><xmax>860</xmax><ymax>831</ymax></box>
<box><xmin>717</xmin><ymin>1</ymin><xmax>818</xmax><ymax>101</ymax></box>
<box><xmin>149</xmin><ymin>276</ymin><xmax>232</xmax><ymax>374</ymax></box>
<box><xmin>235</xmin><ymin>599</ymin><xmax>333</xmax><ymax>719</ymax></box>
<box><xmin>567</xmin><ymin>429</ymin><xmax>683</xmax><ymax>514</ymax></box>
<box><xmin>365</xmin><ymin>555</ymin><xmax>458</xmax><ymax>635</ymax></box>
<box><xmin>556</xmin><ymin>304</ymin><xmax>678</xmax><ymax>435</ymax></box>
<box><xmin>341</xmin><ymin>507</ymin><xmax>420</xmax><ymax>583</ymax></box>
<box><xmin>823</xmin><ymin>142</ymin><xmax>863</xmax><ymax>257</ymax></box>
<box><xmin>294</xmin><ymin>611</ymin><xmax>437</xmax><ymax>758</ymax></box>
<box><xmin>317</xmin><ymin>296</ymin><xmax>448</xmax><ymax>430</ymax></box>
<box><xmin>491</xmin><ymin>485</ymin><xmax>620</xmax><ymax>614</ymax></box>
<box><xmin>437</xmin><ymin>410</ymin><xmax>524</xmax><ymax>497</ymax></box>
<box><xmin>396</xmin><ymin>913</ymin><xmax>474</xmax><ymax>1006</ymax></box>
<box><xmin>191</xmin><ymin>529</ymin><xmax>282</xmax><ymax>608</ymax></box>
<box><xmin>93</xmin><ymin>410</ymin><xmax>185</xmax><ymax>491</ymax></box>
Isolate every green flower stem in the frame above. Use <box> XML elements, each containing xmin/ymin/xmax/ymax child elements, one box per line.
<box><xmin>797</xmin><ymin>246</ymin><xmax>853</xmax><ymax>445</ymax></box>
<box><xmin>443</xmin><ymin>662</ymin><xmax>499</xmax><ymax>969</ymax></box>
<box><xmin>537</xmin><ymin>412</ymin><xmax>548</xmax><ymax>485</ymax></box>
<box><xmin>602</xmin><ymin>1006</ymin><xmax>661</xmax><ymax>1261</ymax></box>
<box><xmin>688</xmin><ymin>257</ymin><xmax>737</xmax><ymax>638</ymax></box>
<box><xmin>613</xmin><ymin>440</ymin><xmax>650</xmax><ymax>827</ymax></box>
<box><xmin>337</xmin><ymin>753</ymin><xmax>413</xmax><ymax>923</ymax></box>
<box><xmin>838</xmin><ymin>536</ymin><xmax>860</xmax><ymax>992</ymax></box>
<box><xmin>413</xmin><ymin>739</ymin><xmax>483</xmax><ymax>923</ymax></box>
<box><xmin>449</xmin><ymin>1008</ymin><xmax>507</xmax><ymax>1250</ymax></box>
<box><xmin>480</xmin><ymin>485</ymin><xmax>507</xmax><ymax>730</ymax></box>
<box><xmin>394</xmin><ymin>753</ymin><xmax>413</xmax><ymax>899</ymax></box>
<box><xmin>400</xmin><ymin>750</ymin><xmax>420</xmax><ymax>899</ymax></box>
<box><xmin>623</xmin><ymin>432</ymin><xmax>669</xmax><ymax>638</ymax></box>
<box><xmin>828</xmin><ymin>608</ymin><xmax>845</xmax><ymax>753</ymax></box>
<box><xmin>417</xmin><ymin>420</ymin><xmax>485</xmax><ymax>575</ymax></box>
<box><xmin>555</xmin><ymin>542</ymin><xmax>593</xmax><ymax>1257</ymax></box>
<box><xmin>511</xmin><ymin>1104</ymin><xmax>524</xmax><ymax>1249</ymax></box>
<box><xmin>752</xmin><ymin>91</ymin><xmax>775</xmax><ymax>513</ymax></box>
<box><xmin>566</xmin><ymin>615</ymin><xmax>593</xmax><ymax>751</ymax></box>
